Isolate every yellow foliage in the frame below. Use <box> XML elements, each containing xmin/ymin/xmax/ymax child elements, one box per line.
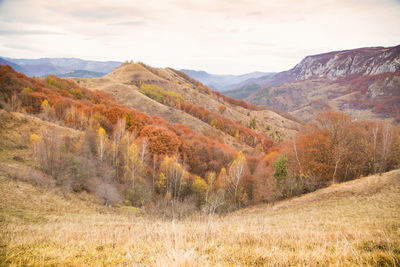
<box><xmin>97</xmin><ymin>126</ymin><xmax>106</xmax><ymax>138</ymax></box>
<box><xmin>156</xmin><ymin>172</ymin><xmax>167</xmax><ymax>194</ymax></box>
<box><xmin>41</xmin><ymin>99</ymin><xmax>50</xmax><ymax>111</ymax></box>
<box><xmin>29</xmin><ymin>133</ymin><xmax>40</xmax><ymax>144</ymax></box>
<box><xmin>159</xmin><ymin>156</ymin><xmax>188</xmax><ymax>199</ymax></box>
<box><xmin>191</xmin><ymin>176</ymin><xmax>209</xmax><ymax>205</ymax></box>
<box><xmin>191</xmin><ymin>176</ymin><xmax>209</xmax><ymax>195</ymax></box>
<box><xmin>216</xmin><ymin>167</ymin><xmax>227</xmax><ymax>189</ymax></box>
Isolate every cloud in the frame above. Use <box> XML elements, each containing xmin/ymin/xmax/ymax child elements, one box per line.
<box><xmin>0</xmin><ymin>0</ymin><xmax>399</xmax><ymax>74</ymax></box>
<box><xmin>2</xmin><ymin>42</ymin><xmax>41</xmax><ymax>51</ymax></box>
<box><xmin>0</xmin><ymin>29</ymin><xmax>65</xmax><ymax>35</ymax></box>
<box><xmin>247</xmin><ymin>11</ymin><xmax>262</xmax><ymax>16</ymax></box>
<box><xmin>108</xmin><ymin>21</ymin><xmax>146</xmax><ymax>26</ymax></box>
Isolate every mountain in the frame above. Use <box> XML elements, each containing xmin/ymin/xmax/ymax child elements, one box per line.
<box><xmin>180</xmin><ymin>69</ymin><xmax>274</xmax><ymax>91</ymax></box>
<box><xmin>229</xmin><ymin>45</ymin><xmax>400</xmax><ymax>122</ymax></box>
<box><xmin>0</xmin><ymin>58</ymin><xmax>26</xmax><ymax>74</ymax></box>
<box><xmin>3</xmin><ymin>57</ymin><xmax>121</xmax><ymax>77</ymax></box>
<box><xmin>21</xmin><ymin>62</ymin><xmax>67</xmax><ymax>77</ymax></box>
<box><xmin>56</xmin><ymin>69</ymin><xmax>106</xmax><ymax>78</ymax></box>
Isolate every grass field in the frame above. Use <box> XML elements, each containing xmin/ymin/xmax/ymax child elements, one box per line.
<box><xmin>1</xmin><ymin>166</ymin><xmax>399</xmax><ymax>266</ymax></box>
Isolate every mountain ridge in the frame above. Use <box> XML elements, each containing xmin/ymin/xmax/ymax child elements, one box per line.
<box><xmin>180</xmin><ymin>69</ymin><xmax>274</xmax><ymax>91</ymax></box>
<box><xmin>1</xmin><ymin>57</ymin><xmax>121</xmax><ymax>77</ymax></box>
<box><xmin>224</xmin><ymin>45</ymin><xmax>400</xmax><ymax>122</ymax></box>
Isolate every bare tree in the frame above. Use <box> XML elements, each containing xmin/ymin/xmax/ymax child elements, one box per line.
<box><xmin>36</xmin><ymin>128</ymin><xmax>62</xmax><ymax>178</ymax></box>
<box><xmin>227</xmin><ymin>151</ymin><xmax>246</xmax><ymax>206</ymax></box>
<box><xmin>97</xmin><ymin>126</ymin><xmax>107</xmax><ymax>161</ymax></box>
<box><xmin>113</xmin><ymin>118</ymin><xmax>126</xmax><ymax>180</ymax></box>
<box><xmin>379</xmin><ymin>124</ymin><xmax>392</xmax><ymax>175</ymax></box>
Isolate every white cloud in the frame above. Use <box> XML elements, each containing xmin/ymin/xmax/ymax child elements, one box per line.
<box><xmin>0</xmin><ymin>0</ymin><xmax>399</xmax><ymax>74</ymax></box>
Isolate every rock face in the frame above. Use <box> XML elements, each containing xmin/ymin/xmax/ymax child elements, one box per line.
<box><xmin>241</xmin><ymin>45</ymin><xmax>400</xmax><ymax>122</ymax></box>
<box><xmin>288</xmin><ymin>46</ymin><xmax>400</xmax><ymax>81</ymax></box>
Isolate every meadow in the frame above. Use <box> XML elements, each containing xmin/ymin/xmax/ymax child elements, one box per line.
<box><xmin>1</xmin><ymin>166</ymin><xmax>399</xmax><ymax>266</ymax></box>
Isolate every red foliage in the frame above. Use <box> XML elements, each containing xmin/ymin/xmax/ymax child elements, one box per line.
<box><xmin>140</xmin><ymin>125</ymin><xmax>181</xmax><ymax>155</ymax></box>
<box><xmin>180</xmin><ymin>101</ymin><xmax>273</xmax><ymax>151</ymax></box>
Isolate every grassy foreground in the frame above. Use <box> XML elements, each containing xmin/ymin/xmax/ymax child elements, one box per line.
<box><xmin>0</xmin><ymin>167</ymin><xmax>399</xmax><ymax>266</ymax></box>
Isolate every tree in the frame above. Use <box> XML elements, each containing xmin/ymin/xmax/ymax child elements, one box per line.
<box><xmin>30</xmin><ymin>133</ymin><xmax>40</xmax><ymax>159</ymax></box>
<box><xmin>273</xmin><ymin>154</ymin><xmax>288</xmax><ymax>181</ymax></box>
<box><xmin>36</xmin><ymin>128</ymin><xmax>62</xmax><ymax>178</ymax></box>
<box><xmin>97</xmin><ymin>125</ymin><xmax>107</xmax><ymax>161</ymax></box>
<box><xmin>249</xmin><ymin>116</ymin><xmax>256</xmax><ymax>129</ymax></box>
<box><xmin>140</xmin><ymin>125</ymin><xmax>181</xmax><ymax>155</ymax></box>
<box><xmin>379</xmin><ymin>123</ymin><xmax>392</xmax><ymax>175</ymax></box>
<box><xmin>216</xmin><ymin>167</ymin><xmax>227</xmax><ymax>190</ymax></box>
<box><xmin>227</xmin><ymin>151</ymin><xmax>247</xmax><ymax>206</ymax></box>
<box><xmin>218</xmin><ymin>105</ymin><xmax>226</xmax><ymax>114</ymax></box>
<box><xmin>372</xmin><ymin>125</ymin><xmax>379</xmax><ymax>174</ymax></box>
<box><xmin>41</xmin><ymin>99</ymin><xmax>52</xmax><ymax>119</ymax></box>
<box><xmin>126</xmin><ymin>142</ymin><xmax>142</xmax><ymax>190</ymax></box>
<box><xmin>113</xmin><ymin>118</ymin><xmax>126</xmax><ymax>180</ymax></box>
<box><xmin>159</xmin><ymin>156</ymin><xmax>188</xmax><ymax>200</ymax></box>
<box><xmin>191</xmin><ymin>176</ymin><xmax>209</xmax><ymax>207</ymax></box>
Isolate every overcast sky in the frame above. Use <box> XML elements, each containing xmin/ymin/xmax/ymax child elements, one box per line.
<box><xmin>0</xmin><ymin>0</ymin><xmax>399</xmax><ymax>74</ymax></box>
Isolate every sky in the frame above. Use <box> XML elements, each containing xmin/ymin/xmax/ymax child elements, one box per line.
<box><xmin>0</xmin><ymin>0</ymin><xmax>399</xmax><ymax>74</ymax></box>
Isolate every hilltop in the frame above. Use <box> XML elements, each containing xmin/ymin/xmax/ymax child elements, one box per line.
<box><xmin>75</xmin><ymin>62</ymin><xmax>298</xmax><ymax>145</ymax></box>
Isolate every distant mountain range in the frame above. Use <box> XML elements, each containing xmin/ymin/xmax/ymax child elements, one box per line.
<box><xmin>224</xmin><ymin>45</ymin><xmax>400</xmax><ymax>122</ymax></box>
<box><xmin>0</xmin><ymin>57</ymin><xmax>121</xmax><ymax>78</ymax></box>
<box><xmin>180</xmin><ymin>69</ymin><xmax>275</xmax><ymax>91</ymax></box>
<box><xmin>57</xmin><ymin>69</ymin><xmax>106</xmax><ymax>78</ymax></box>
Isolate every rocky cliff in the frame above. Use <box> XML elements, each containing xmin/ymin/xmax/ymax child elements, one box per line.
<box><xmin>241</xmin><ymin>45</ymin><xmax>400</xmax><ymax>122</ymax></box>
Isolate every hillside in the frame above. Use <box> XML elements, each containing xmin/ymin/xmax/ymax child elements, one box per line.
<box><xmin>0</xmin><ymin>58</ymin><xmax>27</xmax><ymax>74</ymax></box>
<box><xmin>1</xmin><ymin>155</ymin><xmax>399</xmax><ymax>265</ymax></box>
<box><xmin>227</xmin><ymin>45</ymin><xmax>400</xmax><ymax>122</ymax></box>
<box><xmin>75</xmin><ymin>63</ymin><xmax>299</xmax><ymax>144</ymax></box>
<box><xmin>0</xmin><ymin>66</ymin><xmax>293</xmax><ymax>212</ymax></box>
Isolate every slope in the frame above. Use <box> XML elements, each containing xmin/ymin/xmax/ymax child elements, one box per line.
<box><xmin>1</xmin><ymin>157</ymin><xmax>399</xmax><ymax>265</ymax></box>
<box><xmin>75</xmin><ymin>62</ymin><xmax>299</xmax><ymax>145</ymax></box>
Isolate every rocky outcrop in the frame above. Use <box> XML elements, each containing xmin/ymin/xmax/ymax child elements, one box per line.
<box><xmin>282</xmin><ymin>45</ymin><xmax>400</xmax><ymax>82</ymax></box>
<box><xmin>243</xmin><ymin>45</ymin><xmax>400</xmax><ymax>122</ymax></box>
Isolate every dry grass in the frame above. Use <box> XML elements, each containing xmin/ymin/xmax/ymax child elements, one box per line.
<box><xmin>1</xmin><ymin>166</ymin><xmax>399</xmax><ymax>266</ymax></box>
